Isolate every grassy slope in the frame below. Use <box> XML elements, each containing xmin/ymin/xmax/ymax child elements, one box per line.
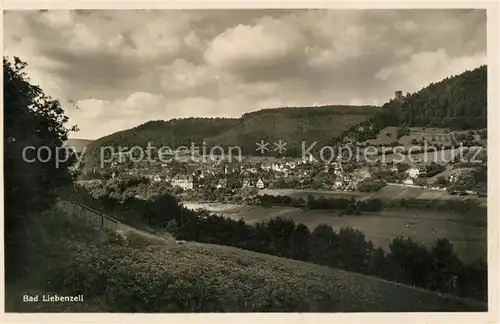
<box><xmin>5</xmin><ymin>204</ymin><xmax>486</xmax><ymax>313</ymax></box>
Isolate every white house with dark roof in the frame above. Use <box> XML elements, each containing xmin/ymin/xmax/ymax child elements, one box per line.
<box><xmin>256</xmin><ymin>178</ymin><xmax>265</xmax><ymax>189</ymax></box>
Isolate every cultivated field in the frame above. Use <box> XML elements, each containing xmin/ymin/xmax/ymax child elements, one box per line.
<box><xmin>184</xmin><ymin>202</ymin><xmax>486</xmax><ymax>264</ymax></box>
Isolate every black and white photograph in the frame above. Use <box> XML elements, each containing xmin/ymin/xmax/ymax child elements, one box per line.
<box><xmin>2</xmin><ymin>3</ymin><xmax>497</xmax><ymax>320</ymax></box>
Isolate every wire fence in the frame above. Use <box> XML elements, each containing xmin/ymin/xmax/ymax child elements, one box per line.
<box><xmin>56</xmin><ymin>197</ymin><xmax>120</xmax><ymax>231</ymax></box>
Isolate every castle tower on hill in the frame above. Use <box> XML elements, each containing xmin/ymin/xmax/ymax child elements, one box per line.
<box><xmin>395</xmin><ymin>90</ymin><xmax>403</xmax><ymax>102</ymax></box>
<box><xmin>394</xmin><ymin>90</ymin><xmax>404</xmax><ymax>109</ymax></box>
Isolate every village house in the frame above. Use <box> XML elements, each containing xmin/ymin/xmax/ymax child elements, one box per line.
<box><xmin>261</xmin><ymin>162</ymin><xmax>273</xmax><ymax>171</ymax></box>
<box><xmin>403</xmin><ymin>178</ymin><xmax>414</xmax><ymax>185</ymax></box>
<box><xmin>449</xmin><ymin>174</ymin><xmax>457</xmax><ymax>183</ymax></box>
<box><xmin>407</xmin><ymin>166</ymin><xmax>421</xmax><ymax>179</ymax></box>
<box><xmin>216</xmin><ymin>178</ymin><xmax>227</xmax><ymax>189</ymax></box>
<box><xmin>333</xmin><ymin>176</ymin><xmax>344</xmax><ymax>190</ymax></box>
<box><xmin>358</xmin><ymin>169</ymin><xmax>371</xmax><ymax>179</ymax></box>
<box><xmin>146</xmin><ymin>174</ymin><xmax>162</xmax><ymax>182</ymax></box>
<box><xmin>171</xmin><ymin>174</ymin><xmax>195</xmax><ymax>190</ymax></box>
<box><xmin>242</xmin><ymin>178</ymin><xmax>255</xmax><ymax>188</ymax></box>
<box><xmin>256</xmin><ymin>178</ymin><xmax>265</xmax><ymax>189</ymax></box>
<box><xmin>307</xmin><ymin>154</ymin><xmax>316</xmax><ymax>163</ymax></box>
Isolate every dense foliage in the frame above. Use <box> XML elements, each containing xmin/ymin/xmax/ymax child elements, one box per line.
<box><xmin>341</xmin><ymin>65</ymin><xmax>487</xmax><ymax>143</ymax></box>
<box><xmin>254</xmin><ymin>192</ymin><xmax>486</xmax><ymax>217</ymax></box>
<box><xmin>357</xmin><ymin>178</ymin><xmax>387</xmax><ymax>192</ymax></box>
<box><xmin>423</xmin><ymin>162</ymin><xmax>446</xmax><ymax>178</ymax></box>
<box><xmin>61</xmin><ymin>180</ymin><xmax>487</xmax><ymax>302</ymax></box>
<box><xmin>256</xmin><ymin>194</ymin><xmax>383</xmax><ymax>213</ymax></box>
<box><xmin>8</xmin><ymin>209</ymin><xmax>484</xmax><ymax>312</ymax></box>
<box><xmin>397</xmin><ymin>65</ymin><xmax>486</xmax><ymax>129</ymax></box>
<box><xmin>4</xmin><ymin>57</ymin><xmax>77</xmax><ymax>280</ymax></box>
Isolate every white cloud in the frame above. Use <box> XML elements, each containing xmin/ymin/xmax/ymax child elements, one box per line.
<box><xmin>204</xmin><ymin>18</ymin><xmax>303</xmax><ymax>70</ymax></box>
<box><xmin>3</xmin><ymin>9</ymin><xmax>487</xmax><ymax>139</ymax></box>
<box><xmin>39</xmin><ymin>10</ymin><xmax>75</xmax><ymax>29</ymax></box>
<box><xmin>375</xmin><ymin>49</ymin><xmax>487</xmax><ymax>92</ymax></box>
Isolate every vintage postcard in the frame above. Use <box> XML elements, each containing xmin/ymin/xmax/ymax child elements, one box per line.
<box><xmin>1</xmin><ymin>1</ymin><xmax>498</xmax><ymax>324</ymax></box>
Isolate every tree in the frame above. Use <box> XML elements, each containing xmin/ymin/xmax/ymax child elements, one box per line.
<box><xmin>436</xmin><ymin>176</ymin><xmax>447</xmax><ymax>186</ymax></box>
<box><xmin>430</xmin><ymin>238</ymin><xmax>464</xmax><ymax>293</ymax></box>
<box><xmin>460</xmin><ymin>259</ymin><xmax>487</xmax><ymax>301</ymax></box>
<box><xmin>173</xmin><ymin>185</ymin><xmax>184</xmax><ymax>195</ymax></box>
<box><xmin>389</xmin><ymin>237</ymin><xmax>434</xmax><ymax>288</ymax></box>
<box><xmin>424</xmin><ymin>162</ymin><xmax>445</xmax><ymax>178</ymax></box>
<box><xmin>306</xmin><ymin>195</ymin><xmax>316</xmax><ymax>209</ymax></box>
<box><xmin>397</xmin><ymin>163</ymin><xmax>411</xmax><ymax>173</ymax></box>
<box><xmin>336</xmin><ymin>228</ymin><xmax>373</xmax><ymax>273</ymax></box>
<box><xmin>290</xmin><ymin>224</ymin><xmax>311</xmax><ymax>261</ymax></box>
<box><xmin>413</xmin><ymin>178</ymin><xmax>427</xmax><ymax>187</ymax></box>
<box><xmin>357</xmin><ymin>178</ymin><xmax>386</xmax><ymax>192</ymax></box>
<box><xmin>369</xmin><ymin>247</ymin><xmax>391</xmax><ymax>278</ymax></box>
<box><xmin>265</xmin><ymin>217</ymin><xmax>296</xmax><ymax>258</ymax></box>
<box><xmin>290</xmin><ymin>197</ymin><xmax>302</xmax><ymax>208</ymax></box>
<box><xmin>309</xmin><ymin>224</ymin><xmax>337</xmax><ymax>266</ymax></box>
<box><xmin>364</xmin><ymin>198</ymin><xmax>383</xmax><ymax>212</ymax></box>
<box><xmin>4</xmin><ymin>57</ymin><xmax>78</xmax><ymax>279</ymax></box>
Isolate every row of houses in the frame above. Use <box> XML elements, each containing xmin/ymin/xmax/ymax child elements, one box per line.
<box><xmin>242</xmin><ymin>178</ymin><xmax>265</xmax><ymax>189</ymax></box>
<box><xmin>144</xmin><ymin>172</ymin><xmax>268</xmax><ymax>191</ymax></box>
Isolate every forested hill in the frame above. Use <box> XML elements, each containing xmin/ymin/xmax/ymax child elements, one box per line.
<box><xmin>81</xmin><ymin>105</ymin><xmax>381</xmax><ymax>169</ymax></box>
<box><xmin>80</xmin><ymin>65</ymin><xmax>485</xmax><ymax>169</ymax></box>
<box><xmin>342</xmin><ymin>65</ymin><xmax>487</xmax><ymax>142</ymax></box>
<box><xmin>397</xmin><ymin>65</ymin><xmax>486</xmax><ymax>129</ymax></box>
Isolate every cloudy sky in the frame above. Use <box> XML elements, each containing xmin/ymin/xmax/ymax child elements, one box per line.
<box><xmin>4</xmin><ymin>9</ymin><xmax>486</xmax><ymax>140</ymax></box>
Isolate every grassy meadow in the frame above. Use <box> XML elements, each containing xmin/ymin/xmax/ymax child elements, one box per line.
<box><xmin>5</xmin><ymin>203</ymin><xmax>486</xmax><ymax>312</ymax></box>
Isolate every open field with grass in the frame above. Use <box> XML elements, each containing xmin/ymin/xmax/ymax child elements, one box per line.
<box><xmin>359</xmin><ymin>147</ymin><xmax>476</xmax><ymax>165</ymax></box>
<box><xmin>370</xmin><ymin>184</ymin><xmax>487</xmax><ymax>206</ymax></box>
<box><xmin>258</xmin><ymin>188</ymin><xmax>367</xmax><ymax>199</ymax></box>
<box><xmin>183</xmin><ymin>202</ymin><xmax>486</xmax><ymax>264</ymax></box>
<box><xmin>6</xmin><ymin>205</ymin><xmax>486</xmax><ymax>312</ymax></box>
<box><xmin>259</xmin><ymin>186</ymin><xmax>487</xmax><ymax>205</ymax></box>
<box><xmin>361</xmin><ymin>126</ymin><xmax>454</xmax><ymax>148</ymax></box>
